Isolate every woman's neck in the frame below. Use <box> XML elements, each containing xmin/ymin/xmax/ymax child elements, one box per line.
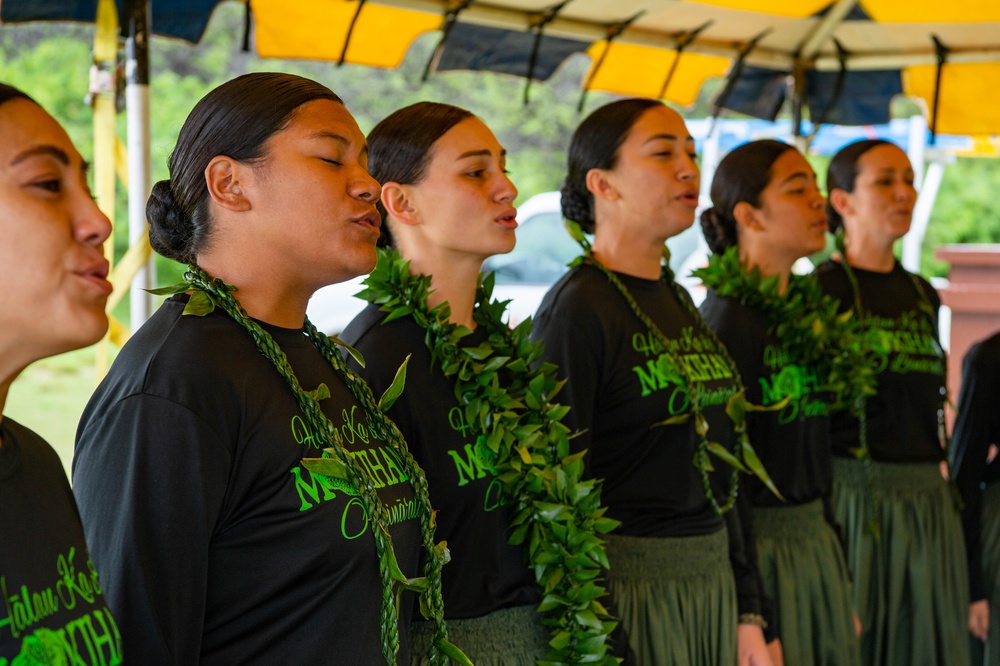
<box><xmin>405</xmin><ymin>251</ymin><xmax>483</xmax><ymax>330</ymax></box>
<box><xmin>739</xmin><ymin>245</ymin><xmax>794</xmax><ymax>294</ymax></box>
<box><xmin>592</xmin><ymin>228</ymin><xmax>664</xmax><ymax>280</ymax></box>
<box><xmin>197</xmin><ymin>255</ymin><xmax>310</xmax><ymax>329</ymax></box>
<box><xmin>842</xmin><ymin>232</ymin><xmax>896</xmax><ymax>273</ymax></box>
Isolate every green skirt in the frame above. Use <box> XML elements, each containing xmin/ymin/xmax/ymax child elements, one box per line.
<box><xmin>832</xmin><ymin>457</ymin><xmax>970</xmax><ymax>666</ymax></box>
<box><xmin>752</xmin><ymin>499</ymin><xmax>861</xmax><ymax>666</ymax></box>
<box><xmin>605</xmin><ymin>527</ymin><xmax>737</xmax><ymax>666</ymax></box>
<box><xmin>408</xmin><ymin>604</ymin><xmax>548</xmax><ymax>666</ymax></box>
<box><xmin>973</xmin><ymin>481</ymin><xmax>1000</xmax><ymax>666</ymax></box>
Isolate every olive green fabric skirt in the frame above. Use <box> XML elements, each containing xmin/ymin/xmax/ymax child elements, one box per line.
<box><xmin>973</xmin><ymin>481</ymin><xmax>1000</xmax><ymax>666</ymax></box>
<box><xmin>604</xmin><ymin>527</ymin><xmax>737</xmax><ymax>666</ymax></box>
<box><xmin>409</xmin><ymin>604</ymin><xmax>548</xmax><ymax>666</ymax></box>
<box><xmin>832</xmin><ymin>457</ymin><xmax>970</xmax><ymax>666</ymax></box>
<box><xmin>752</xmin><ymin>499</ymin><xmax>861</xmax><ymax>666</ymax></box>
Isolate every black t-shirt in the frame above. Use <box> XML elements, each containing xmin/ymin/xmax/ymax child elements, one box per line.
<box><xmin>814</xmin><ymin>260</ymin><xmax>945</xmax><ymax>462</ymax></box>
<box><xmin>531</xmin><ymin>264</ymin><xmax>761</xmax><ymax>615</ymax></box>
<box><xmin>700</xmin><ymin>291</ymin><xmax>834</xmax><ymax>506</ymax></box>
<box><xmin>341</xmin><ymin>304</ymin><xmax>537</xmax><ymax>620</ymax></box>
<box><xmin>72</xmin><ymin>296</ymin><xmax>422</xmax><ymax>665</ymax></box>
<box><xmin>0</xmin><ymin>418</ymin><xmax>121</xmax><ymax>665</ymax></box>
<box><xmin>951</xmin><ymin>332</ymin><xmax>1000</xmax><ymax>600</ymax></box>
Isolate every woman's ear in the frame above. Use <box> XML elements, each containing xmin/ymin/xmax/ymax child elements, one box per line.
<box><xmin>204</xmin><ymin>156</ymin><xmax>251</xmax><ymax>212</ymax></box>
<box><xmin>380</xmin><ymin>182</ymin><xmax>419</xmax><ymax>227</ymax></box>
<box><xmin>828</xmin><ymin>188</ymin><xmax>852</xmax><ymax>217</ymax></box>
<box><xmin>585</xmin><ymin>167</ymin><xmax>620</xmax><ymax>203</ymax></box>
<box><xmin>733</xmin><ymin>201</ymin><xmax>762</xmax><ymax>232</ymax></box>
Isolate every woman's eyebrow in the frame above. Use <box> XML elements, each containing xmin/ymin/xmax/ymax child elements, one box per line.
<box><xmin>11</xmin><ymin>144</ymin><xmax>70</xmax><ymax>166</ymax></box>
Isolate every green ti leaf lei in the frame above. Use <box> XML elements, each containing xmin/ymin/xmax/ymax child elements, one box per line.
<box><xmin>148</xmin><ymin>269</ymin><xmax>468</xmax><ymax>666</ymax></box>
<box><xmin>692</xmin><ymin>244</ymin><xmax>878</xmax><ymax>416</ymax></box>
<box><xmin>564</xmin><ymin>221</ymin><xmax>783</xmax><ymax>514</ymax></box>
<box><xmin>692</xmin><ymin>243</ymin><xmax>881</xmax><ymax>533</ymax></box>
<box><xmin>357</xmin><ymin>247</ymin><xmax>623</xmax><ymax>666</ymax></box>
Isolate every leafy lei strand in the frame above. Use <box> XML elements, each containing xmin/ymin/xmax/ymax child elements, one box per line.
<box><xmin>833</xmin><ymin>233</ymin><xmax>959</xmax><ymax>508</ymax></box>
<box><xmin>693</xmin><ymin>243</ymin><xmax>879</xmax><ymax>532</ymax></box>
<box><xmin>150</xmin><ymin>267</ymin><xmax>467</xmax><ymax>666</ymax></box>
<box><xmin>565</xmin><ymin>221</ymin><xmax>783</xmax><ymax>514</ymax></box>
<box><xmin>358</xmin><ymin>247</ymin><xmax>622</xmax><ymax>666</ymax></box>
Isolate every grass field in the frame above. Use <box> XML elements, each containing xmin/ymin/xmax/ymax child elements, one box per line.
<box><xmin>5</xmin><ymin>345</ymin><xmax>108</xmax><ymax>478</ymax></box>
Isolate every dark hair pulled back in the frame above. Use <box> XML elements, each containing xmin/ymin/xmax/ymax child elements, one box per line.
<box><xmin>146</xmin><ymin>72</ymin><xmax>342</xmax><ymax>264</ymax></box>
<box><xmin>825</xmin><ymin>139</ymin><xmax>894</xmax><ymax>234</ymax></box>
<box><xmin>700</xmin><ymin>139</ymin><xmax>796</xmax><ymax>254</ymax></box>
<box><xmin>562</xmin><ymin>98</ymin><xmax>663</xmax><ymax>233</ymax></box>
<box><xmin>0</xmin><ymin>83</ymin><xmax>34</xmax><ymax>107</ymax></box>
<box><xmin>366</xmin><ymin>101</ymin><xmax>473</xmax><ymax>248</ymax></box>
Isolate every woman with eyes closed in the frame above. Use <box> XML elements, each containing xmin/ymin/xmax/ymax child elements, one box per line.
<box><xmin>531</xmin><ymin>98</ymin><xmax>774</xmax><ymax>666</ymax></box>
<box><xmin>71</xmin><ymin>73</ymin><xmax>456</xmax><ymax>665</ymax></box>
<box><xmin>340</xmin><ymin>101</ymin><xmax>631</xmax><ymax>665</ymax></box>
<box><xmin>698</xmin><ymin>139</ymin><xmax>863</xmax><ymax>666</ymax></box>
<box><xmin>815</xmin><ymin>139</ymin><xmax>968</xmax><ymax>666</ymax></box>
<box><xmin>0</xmin><ymin>82</ymin><xmax>120</xmax><ymax>665</ymax></box>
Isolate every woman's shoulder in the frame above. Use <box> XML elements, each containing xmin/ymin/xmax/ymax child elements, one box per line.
<box><xmin>699</xmin><ymin>289</ymin><xmax>767</xmax><ymax>331</ymax></box>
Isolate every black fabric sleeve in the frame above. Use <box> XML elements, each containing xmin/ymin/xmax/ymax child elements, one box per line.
<box><xmin>951</xmin><ymin>338</ymin><xmax>1000</xmax><ymax>601</ymax></box>
<box><xmin>700</xmin><ymin>294</ymin><xmax>777</xmax><ymax>641</ymax></box>
<box><xmin>73</xmin><ymin>393</ymin><xmax>232</xmax><ymax>665</ymax></box>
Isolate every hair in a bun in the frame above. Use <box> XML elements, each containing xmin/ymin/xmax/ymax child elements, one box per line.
<box><xmin>703</xmin><ymin>139</ymin><xmax>796</xmax><ymax>253</ymax></box>
<box><xmin>699</xmin><ymin>207</ymin><xmax>738</xmax><ymax>254</ymax></box>
<box><xmin>149</xmin><ymin>72</ymin><xmax>342</xmax><ymax>264</ymax></box>
<box><xmin>147</xmin><ymin>179</ymin><xmax>199</xmax><ymax>264</ymax></box>
<box><xmin>560</xmin><ymin>182</ymin><xmax>594</xmax><ymax>232</ymax></box>
<box><xmin>825</xmin><ymin>139</ymin><xmax>894</xmax><ymax>234</ymax></box>
<box><xmin>563</xmin><ymin>98</ymin><xmax>662</xmax><ymax>233</ymax></box>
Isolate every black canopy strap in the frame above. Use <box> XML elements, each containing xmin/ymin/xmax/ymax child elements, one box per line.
<box><xmin>241</xmin><ymin>1</ymin><xmax>252</xmax><ymax>52</ymax></box>
<box><xmin>576</xmin><ymin>11</ymin><xmax>645</xmax><ymax>113</ymax></box>
<box><xmin>337</xmin><ymin>0</ymin><xmax>368</xmax><ymax>66</ymax></box>
<box><xmin>657</xmin><ymin>20</ymin><xmax>713</xmax><ymax>101</ymax></box>
<box><xmin>523</xmin><ymin>0</ymin><xmax>575</xmax><ymax>105</ymax></box>
<box><xmin>708</xmin><ymin>28</ymin><xmax>771</xmax><ymax>133</ymax></box>
<box><xmin>808</xmin><ymin>39</ymin><xmax>848</xmax><ymax>139</ymax></box>
<box><xmin>930</xmin><ymin>34</ymin><xmax>949</xmax><ymax>145</ymax></box>
<box><xmin>421</xmin><ymin>0</ymin><xmax>475</xmax><ymax>82</ymax></box>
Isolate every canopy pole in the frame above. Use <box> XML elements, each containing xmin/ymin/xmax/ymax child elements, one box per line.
<box><xmin>576</xmin><ymin>11</ymin><xmax>643</xmax><ymax>113</ymax></box>
<box><xmin>930</xmin><ymin>35</ymin><xmax>949</xmax><ymax>145</ymax></box>
<box><xmin>125</xmin><ymin>0</ymin><xmax>154</xmax><ymax>327</ymax></box>
<box><xmin>807</xmin><ymin>39</ymin><xmax>848</xmax><ymax>142</ymax></box>
<box><xmin>523</xmin><ymin>0</ymin><xmax>573</xmax><ymax>105</ymax></box>
<box><xmin>709</xmin><ymin>29</ymin><xmax>770</xmax><ymax>136</ymax></box>
<box><xmin>657</xmin><ymin>20</ymin><xmax>712</xmax><ymax>101</ymax></box>
<box><xmin>91</xmin><ymin>0</ymin><xmax>119</xmax><ymax>378</ymax></box>
<box><xmin>421</xmin><ymin>0</ymin><xmax>474</xmax><ymax>82</ymax></box>
<box><xmin>337</xmin><ymin>0</ymin><xmax>368</xmax><ymax>66</ymax></box>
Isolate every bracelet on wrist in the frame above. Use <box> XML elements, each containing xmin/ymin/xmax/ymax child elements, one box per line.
<box><xmin>738</xmin><ymin>613</ymin><xmax>768</xmax><ymax>629</ymax></box>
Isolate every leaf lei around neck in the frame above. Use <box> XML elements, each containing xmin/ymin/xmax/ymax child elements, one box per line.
<box><xmin>357</xmin><ymin>247</ymin><xmax>623</xmax><ymax>666</ymax></box>
<box><xmin>149</xmin><ymin>267</ymin><xmax>465</xmax><ymax>666</ymax></box>
<box><xmin>564</xmin><ymin>221</ymin><xmax>783</xmax><ymax>513</ymax></box>
<box><xmin>693</xmin><ymin>244</ymin><xmax>877</xmax><ymax>419</ymax></box>
<box><xmin>833</xmin><ymin>232</ymin><xmax>957</xmax><ymax>495</ymax></box>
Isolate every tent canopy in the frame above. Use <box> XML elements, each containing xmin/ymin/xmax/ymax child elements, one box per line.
<box><xmin>4</xmin><ymin>0</ymin><xmax>999</xmax><ymax>133</ymax></box>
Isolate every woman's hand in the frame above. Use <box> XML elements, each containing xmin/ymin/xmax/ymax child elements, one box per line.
<box><xmin>969</xmin><ymin>599</ymin><xmax>990</xmax><ymax>641</ymax></box>
<box><xmin>737</xmin><ymin>624</ymin><xmax>775</xmax><ymax>666</ymax></box>
<box><xmin>854</xmin><ymin>610</ymin><xmax>862</xmax><ymax>636</ymax></box>
<box><xmin>767</xmin><ymin>638</ymin><xmax>784</xmax><ymax>666</ymax></box>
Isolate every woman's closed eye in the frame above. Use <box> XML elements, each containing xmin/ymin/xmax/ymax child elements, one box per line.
<box><xmin>32</xmin><ymin>178</ymin><xmax>62</xmax><ymax>194</ymax></box>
